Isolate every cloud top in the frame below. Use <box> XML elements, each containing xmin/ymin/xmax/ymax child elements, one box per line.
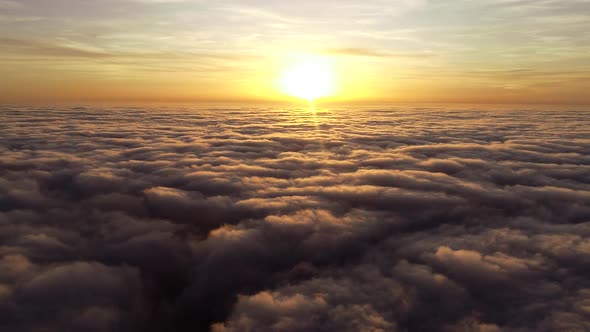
<box><xmin>0</xmin><ymin>105</ymin><xmax>589</xmax><ymax>331</ymax></box>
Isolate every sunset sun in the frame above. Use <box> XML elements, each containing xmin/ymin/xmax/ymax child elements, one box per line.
<box><xmin>280</xmin><ymin>57</ymin><xmax>336</xmax><ymax>102</ymax></box>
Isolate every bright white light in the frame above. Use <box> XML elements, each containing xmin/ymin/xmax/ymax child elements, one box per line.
<box><xmin>280</xmin><ymin>57</ymin><xmax>336</xmax><ymax>102</ymax></box>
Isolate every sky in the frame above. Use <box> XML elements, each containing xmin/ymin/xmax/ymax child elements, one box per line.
<box><xmin>1</xmin><ymin>0</ymin><xmax>590</xmax><ymax>104</ymax></box>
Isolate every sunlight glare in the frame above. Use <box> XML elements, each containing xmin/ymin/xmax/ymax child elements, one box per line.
<box><xmin>280</xmin><ymin>57</ymin><xmax>336</xmax><ymax>102</ymax></box>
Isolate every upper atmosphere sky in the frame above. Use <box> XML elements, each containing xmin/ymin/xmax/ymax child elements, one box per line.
<box><xmin>1</xmin><ymin>0</ymin><xmax>589</xmax><ymax>104</ymax></box>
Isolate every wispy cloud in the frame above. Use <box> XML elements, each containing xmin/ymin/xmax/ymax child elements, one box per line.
<box><xmin>0</xmin><ymin>0</ymin><xmax>23</xmax><ymax>10</ymax></box>
<box><xmin>323</xmin><ymin>47</ymin><xmax>435</xmax><ymax>58</ymax></box>
<box><xmin>0</xmin><ymin>0</ymin><xmax>589</xmax><ymax>102</ymax></box>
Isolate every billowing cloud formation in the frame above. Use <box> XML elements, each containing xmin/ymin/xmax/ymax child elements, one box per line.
<box><xmin>0</xmin><ymin>106</ymin><xmax>589</xmax><ymax>331</ymax></box>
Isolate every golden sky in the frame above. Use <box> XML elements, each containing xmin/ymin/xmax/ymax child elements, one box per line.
<box><xmin>1</xmin><ymin>0</ymin><xmax>589</xmax><ymax>104</ymax></box>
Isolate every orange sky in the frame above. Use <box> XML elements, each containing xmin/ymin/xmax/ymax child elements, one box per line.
<box><xmin>1</xmin><ymin>0</ymin><xmax>589</xmax><ymax>105</ymax></box>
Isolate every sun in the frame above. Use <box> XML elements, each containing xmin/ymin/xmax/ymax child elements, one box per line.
<box><xmin>280</xmin><ymin>57</ymin><xmax>336</xmax><ymax>102</ymax></box>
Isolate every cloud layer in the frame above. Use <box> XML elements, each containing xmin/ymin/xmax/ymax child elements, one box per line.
<box><xmin>0</xmin><ymin>105</ymin><xmax>589</xmax><ymax>331</ymax></box>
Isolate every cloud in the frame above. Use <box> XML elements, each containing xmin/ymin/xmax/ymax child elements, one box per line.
<box><xmin>0</xmin><ymin>38</ymin><xmax>259</xmax><ymax>68</ymax></box>
<box><xmin>0</xmin><ymin>0</ymin><xmax>23</xmax><ymax>10</ymax></box>
<box><xmin>0</xmin><ymin>38</ymin><xmax>112</xmax><ymax>58</ymax></box>
<box><xmin>322</xmin><ymin>47</ymin><xmax>435</xmax><ymax>59</ymax></box>
<box><xmin>0</xmin><ymin>106</ymin><xmax>589</xmax><ymax>331</ymax></box>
